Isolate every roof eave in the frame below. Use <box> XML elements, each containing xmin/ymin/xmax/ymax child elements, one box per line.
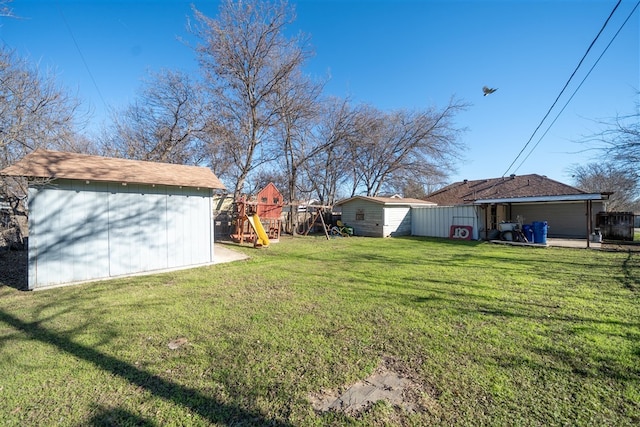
<box><xmin>473</xmin><ymin>193</ymin><xmax>609</xmax><ymax>204</ymax></box>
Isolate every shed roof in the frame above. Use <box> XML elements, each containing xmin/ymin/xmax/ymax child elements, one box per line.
<box><xmin>425</xmin><ymin>174</ymin><xmax>590</xmax><ymax>205</ymax></box>
<box><xmin>0</xmin><ymin>149</ymin><xmax>226</xmax><ymax>190</ymax></box>
<box><xmin>335</xmin><ymin>195</ymin><xmax>436</xmax><ymax>207</ymax></box>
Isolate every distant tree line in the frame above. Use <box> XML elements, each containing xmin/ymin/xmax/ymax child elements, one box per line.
<box><xmin>1</xmin><ymin>0</ymin><xmax>638</xmax><ymax>212</ymax></box>
<box><xmin>569</xmin><ymin>102</ymin><xmax>640</xmax><ymax>212</ymax></box>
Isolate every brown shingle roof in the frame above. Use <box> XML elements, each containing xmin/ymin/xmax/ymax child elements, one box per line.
<box><xmin>0</xmin><ymin>149</ymin><xmax>226</xmax><ymax>190</ymax></box>
<box><xmin>425</xmin><ymin>174</ymin><xmax>585</xmax><ymax>205</ymax></box>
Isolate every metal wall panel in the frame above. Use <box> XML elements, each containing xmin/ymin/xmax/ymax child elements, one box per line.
<box><xmin>511</xmin><ymin>201</ymin><xmax>604</xmax><ymax>238</ymax></box>
<box><xmin>28</xmin><ymin>179</ymin><xmax>214</xmax><ymax>289</ymax></box>
<box><xmin>69</xmin><ymin>180</ymin><xmax>110</xmax><ymax>282</ymax></box>
<box><xmin>107</xmin><ymin>183</ymin><xmax>171</xmax><ymax>276</ymax></box>
<box><xmin>411</xmin><ymin>206</ymin><xmax>480</xmax><ymax>239</ymax></box>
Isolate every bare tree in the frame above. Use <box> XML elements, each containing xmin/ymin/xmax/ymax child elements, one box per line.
<box><xmin>401</xmin><ymin>179</ymin><xmax>429</xmax><ymax>199</ymax></box>
<box><xmin>301</xmin><ymin>97</ymin><xmax>360</xmax><ymax>205</ymax></box>
<box><xmin>190</xmin><ymin>0</ymin><xmax>312</xmax><ymax>199</ymax></box>
<box><xmin>579</xmin><ymin>96</ymin><xmax>639</xmax><ymax>210</ymax></box>
<box><xmin>347</xmin><ymin>99</ymin><xmax>468</xmax><ymax>197</ymax></box>
<box><xmin>1</xmin><ymin>0</ymin><xmax>12</xmax><ymax>18</ymax></box>
<box><xmin>0</xmin><ymin>46</ymin><xmax>82</xmax><ymax>197</ymax></box>
<box><xmin>592</xmin><ymin>109</ymin><xmax>639</xmax><ymax>181</ymax></box>
<box><xmin>382</xmin><ymin>164</ymin><xmax>450</xmax><ymax>198</ymax></box>
<box><xmin>571</xmin><ymin>162</ymin><xmax>639</xmax><ymax>212</ymax></box>
<box><xmin>0</xmin><ymin>47</ymin><xmax>82</xmax><ymax>166</ymax></box>
<box><xmin>272</xmin><ymin>70</ymin><xmax>322</xmax><ymax>203</ymax></box>
<box><xmin>100</xmin><ymin>69</ymin><xmax>207</xmax><ymax>166</ymax></box>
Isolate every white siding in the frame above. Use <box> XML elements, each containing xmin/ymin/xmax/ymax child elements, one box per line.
<box><xmin>411</xmin><ymin>205</ymin><xmax>480</xmax><ymax>239</ymax></box>
<box><xmin>28</xmin><ymin>179</ymin><xmax>214</xmax><ymax>289</ymax></box>
<box><xmin>383</xmin><ymin>206</ymin><xmax>411</xmax><ymax>237</ymax></box>
<box><xmin>341</xmin><ymin>200</ymin><xmax>421</xmax><ymax>237</ymax></box>
<box><xmin>341</xmin><ymin>200</ymin><xmax>384</xmax><ymax>237</ymax></box>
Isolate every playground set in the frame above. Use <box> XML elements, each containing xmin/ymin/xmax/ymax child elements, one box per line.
<box><xmin>296</xmin><ymin>206</ymin><xmax>352</xmax><ymax>239</ymax></box>
<box><xmin>230</xmin><ymin>183</ymin><xmax>283</xmax><ymax>247</ymax></box>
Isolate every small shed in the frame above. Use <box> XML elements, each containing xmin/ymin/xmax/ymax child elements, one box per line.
<box><xmin>0</xmin><ymin>149</ymin><xmax>226</xmax><ymax>290</ymax></box>
<box><xmin>334</xmin><ymin>196</ymin><xmax>436</xmax><ymax>237</ymax></box>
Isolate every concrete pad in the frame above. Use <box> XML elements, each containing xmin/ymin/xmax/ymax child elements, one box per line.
<box><xmin>547</xmin><ymin>238</ymin><xmax>601</xmax><ymax>249</ymax></box>
<box><xmin>213</xmin><ymin>243</ymin><xmax>250</xmax><ymax>264</ymax></box>
<box><xmin>491</xmin><ymin>238</ymin><xmax>602</xmax><ymax>249</ymax></box>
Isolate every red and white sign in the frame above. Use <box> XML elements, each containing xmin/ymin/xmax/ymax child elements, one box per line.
<box><xmin>449</xmin><ymin>225</ymin><xmax>473</xmax><ymax>240</ymax></box>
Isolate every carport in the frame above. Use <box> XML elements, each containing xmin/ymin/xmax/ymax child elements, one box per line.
<box><xmin>474</xmin><ymin>193</ymin><xmax>610</xmax><ymax>248</ymax></box>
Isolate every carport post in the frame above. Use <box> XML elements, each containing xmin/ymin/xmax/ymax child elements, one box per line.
<box><xmin>586</xmin><ymin>200</ymin><xmax>592</xmax><ymax>248</ymax></box>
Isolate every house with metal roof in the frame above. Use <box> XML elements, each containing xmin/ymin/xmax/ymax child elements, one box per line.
<box><xmin>424</xmin><ymin>174</ymin><xmax>610</xmax><ymax>241</ymax></box>
<box><xmin>0</xmin><ymin>149</ymin><xmax>226</xmax><ymax>290</ymax></box>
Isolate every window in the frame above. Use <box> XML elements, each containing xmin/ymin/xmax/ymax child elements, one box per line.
<box><xmin>355</xmin><ymin>209</ymin><xmax>365</xmax><ymax>221</ymax></box>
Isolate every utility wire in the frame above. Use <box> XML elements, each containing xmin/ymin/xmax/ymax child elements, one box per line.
<box><xmin>56</xmin><ymin>2</ymin><xmax>108</xmax><ymax>109</ymax></box>
<box><xmin>513</xmin><ymin>0</ymin><xmax>640</xmax><ymax>174</ymax></box>
<box><xmin>500</xmin><ymin>0</ymin><xmax>623</xmax><ymax>178</ymax></box>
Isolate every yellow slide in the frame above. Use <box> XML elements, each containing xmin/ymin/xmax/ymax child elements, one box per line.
<box><xmin>247</xmin><ymin>214</ymin><xmax>270</xmax><ymax>247</ymax></box>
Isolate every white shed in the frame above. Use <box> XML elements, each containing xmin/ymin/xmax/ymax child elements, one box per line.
<box><xmin>0</xmin><ymin>150</ymin><xmax>226</xmax><ymax>290</ymax></box>
<box><xmin>334</xmin><ymin>196</ymin><xmax>436</xmax><ymax>237</ymax></box>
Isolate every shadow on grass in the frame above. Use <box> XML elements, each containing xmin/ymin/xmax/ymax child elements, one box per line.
<box><xmin>621</xmin><ymin>250</ymin><xmax>639</xmax><ymax>292</ymax></box>
<box><xmin>88</xmin><ymin>405</ymin><xmax>157</xmax><ymax>427</ymax></box>
<box><xmin>396</xmin><ymin>235</ymin><xmax>485</xmax><ymax>247</ymax></box>
<box><xmin>495</xmin><ymin>343</ymin><xmax>640</xmax><ymax>382</ymax></box>
<box><xmin>0</xmin><ymin>309</ymin><xmax>293</xmax><ymax>426</ymax></box>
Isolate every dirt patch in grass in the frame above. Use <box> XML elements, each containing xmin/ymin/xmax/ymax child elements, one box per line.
<box><xmin>309</xmin><ymin>356</ymin><xmax>440</xmax><ymax>417</ymax></box>
<box><xmin>602</xmin><ymin>241</ymin><xmax>640</xmax><ymax>252</ymax></box>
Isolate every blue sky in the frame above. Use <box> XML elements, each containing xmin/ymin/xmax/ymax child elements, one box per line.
<box><xmin>1</xmin><ymin>0</ymin><xmax>638</xmax><ymax>186</ymax></box>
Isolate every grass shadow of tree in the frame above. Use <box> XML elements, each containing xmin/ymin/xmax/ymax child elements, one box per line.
<box><xmin>621</xmin><ymin>250</ymin><xmax>639</xmax><ymax>292</ymax></box>
<box><xmin>0</xmin><ymin>309</ymin><xmax>293</xmax><ymax>426</ymax></box>
<box><xmin>88</xmin><ymin>405</ymin><xmax>156</xmax><ymax>427</ymax></box>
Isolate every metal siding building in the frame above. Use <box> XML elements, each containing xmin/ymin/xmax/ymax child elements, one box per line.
<box><xmin>1</xmin><ymin>150</ymin><xmax>225</xmax><ymax>290</ymax></box>
<box><xmin>412</xmin><ymin>205</ymin><xmax>480</xmax><ymax>239</ymax></box>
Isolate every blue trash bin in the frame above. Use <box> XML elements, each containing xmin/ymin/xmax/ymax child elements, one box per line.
<box><xmin>532</xmin><ymin>221</ymin><xmax>548</xmax><ymax>244</ymax></box>
<box><xmin>522</xmin><ymin>224</ymin><xmax>534</xmax><ymax>242</ymax></box>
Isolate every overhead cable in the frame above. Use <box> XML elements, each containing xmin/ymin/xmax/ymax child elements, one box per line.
<box><xmin>56</xmin><ymin>2</ymin><xmax>108</xmax><ymax>109</ymax></box>
<box><xmin>500</xmin><ymin>0</ymin><xmax>623</xmax><ymax>178</ymax></box>
<box><xmin>513</xmin><ymin>0</ymin><xmax>640</xmax><ymax>174</ymax></box>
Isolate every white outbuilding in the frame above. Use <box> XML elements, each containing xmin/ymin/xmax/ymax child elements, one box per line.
<box><xmin>0</xmin><ymin>150</ymin><xmax>226</xmax><ymax>290</ymax></box>
<box><xmin>334</xmin><ymin>196</ymin><xmax>436</xmax><ymax>237</ymax></box>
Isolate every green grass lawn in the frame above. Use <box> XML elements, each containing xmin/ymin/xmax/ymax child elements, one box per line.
<box><xmin>1</xmin><ymin>236</ymin><xmax>638</xmax><ymax>426</ymax></box>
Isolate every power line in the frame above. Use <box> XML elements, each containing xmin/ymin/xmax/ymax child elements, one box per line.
<box><xmin>513</xmin><ymin>0</ymin><xmax>640</xmax><ymax>174</ymax></box>
<box><xmin>500</xmin><ymin>0</ymin><xmax>623</xmax><ymax>178</ymax></box>
<box><xmin>56</xmin><ymin>2</ymin><xmax>108</xmax><ymax>109</ymax></box>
